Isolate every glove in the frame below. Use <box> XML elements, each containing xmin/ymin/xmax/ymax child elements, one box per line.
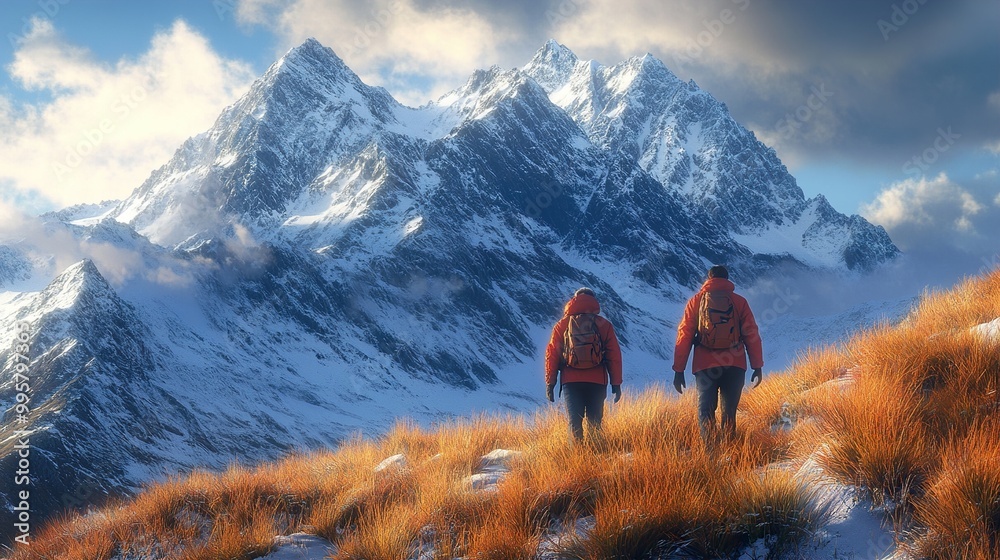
<box><xmin>673</xmin><ymin>371</ymin><xmax>686</xmax><ymax>394</ymax></box>
<box><xmin>751</xmin><ymin>368</ymin><xmax>763</xmax><ymax>388</ymax></box>
<box><xmin>611</xmin><ymin>385</ymin><xmax>622</xmax><ymax>403</ymax></box>
<box><xmin>546</xmin><ymin>384</ymin><xmax>555</xmax><ymax>402</ymax></box>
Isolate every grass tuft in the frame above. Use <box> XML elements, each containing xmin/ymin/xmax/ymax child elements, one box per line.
<box><xmin>911</xmin><ymin>420</ymin><xmax>1000</xmax><ymax>559</ymax></box>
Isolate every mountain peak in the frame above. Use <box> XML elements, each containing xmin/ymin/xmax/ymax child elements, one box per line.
<box><xmin>615</xmin><ymin>52</ymin><xmax>681</xmax><ymax>89</ymax></box>
<box><xmin>299</xmin><ymin>36</ymin><xmax>325</xmax><ymax>51</ymax></box>
<box><xmin>640</xmin><ymin>52</ymin><xmax>667</xmax><ymax>71</ymax></box>
<box><xmin>252</xmin><ymin>36</ymin><xmax>366</xmax><ymax>109</ymax></box>
<box><xmin>112</xmin><ymin>37</ymin><xmax>406</xmax><ymax>246</ymax></box>
<box><xmin>273</xmin><ymin>37</ymin><xmax>352</xmax><ymax>79</ymax></box>
<box><xmin>57</xmin><ymin>259</ymin><xmax>104</xmax><ymax>286</ymax></box>
<box><xmin>535</xmin><ymin>39</ymin><xmax>578</xmax><ymax>64</ymax></box>
<box><xmin>286</xmin><ymin>37</ymin><xmax>339</xmax><ymax>61</ymax></box>
<box><xmin>39</xmin><ymin>259</ymin><xmax>116</xmax><ymax>312</ymax></box>
<box><xmin>524</xmin><ymin>39</ymin><xmax>582</xmax><ymax>92</ymax></box>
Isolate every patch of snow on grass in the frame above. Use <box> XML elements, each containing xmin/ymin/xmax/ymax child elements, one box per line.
<box><xmin>466</xmin><ymin>449</ymin><xmax>522</xmax><ymax>491</ymax></box>
<box><xmin>255</xmin><ymin>532</ymin><xmax>335</xmax><ymax>559</ymax></box>
<box><xmin>971</xmin><ymin>317</ymin><xmax>1000</xmax><ymax>342</ymax></box>
<box><xmin>538</xmin><ymin>516</ymin><xmax>595</xmax><ymax>559</ymax></box>
<box><xmin>374</xmin><ymin>453</ymin><xmax>407</xmax><ymax>473</ymax></box>
<box><xmin>794</xmin><ymin>456</ymin><xmax>899</xmax><ymax>559</ymax></box>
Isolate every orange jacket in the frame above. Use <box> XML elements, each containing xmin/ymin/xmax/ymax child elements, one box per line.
<box><xmin>672</xmin><ymin>278</ymin><xmax>764</xmax><ymax>373</ymax></box>
<box><xmin>545</xmin><ymin>293</ymin><xmax>623</xmax><ymax>386</ymax></box>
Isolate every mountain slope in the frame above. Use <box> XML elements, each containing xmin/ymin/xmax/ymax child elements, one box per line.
<box><xmin>20</xmin><ymin>262</ymin><xmax>1000</xmax><ymax>558</ymax></box>
<box><xmin>0</xmin><ymin>39</ymin><xmax>901</xmax><ymax>536</ymax></box>
<box><xmin>0</xmin><ymin>261</ymin><xmax>157</xmax><ymax>527</ymax></box>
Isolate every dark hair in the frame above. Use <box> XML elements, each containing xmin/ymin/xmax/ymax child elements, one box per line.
<box><xmin>707</xmin><ymin>265</ymin><xmax>729</xmax><ymax>279</ymax></box>
<box><xmin>574</xmin><ymin>287</ymin><xmax>596</xmax><ymax>297</ymax></box>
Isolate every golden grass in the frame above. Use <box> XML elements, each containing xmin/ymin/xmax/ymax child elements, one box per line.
<box><xmin>332</xmin><ymin>501</ymin><xmax>423</xmax><ymax>560</ymax></box>
<box><xmin>12</xmin><ymin>268</ymin><xmax>1000</xmax><ymax>559</ymax></box>
<box><xmin>906</xmin><ymin>271</ymin><xmax>1000</xmax><ymax>335</ymax></box>
<box><xmin>559</xmin><ymin>445</ymin><xmax>723</xmax><ymax>559</ymax></box>
<box><xmin>12</xmin><ymin>394</ymin><xmax>818</xmax><ymax>559</ymax></box>
<box><xmin>910</xmin><ymin>420</ymin><xmax>1000</xmax><ymax>559</ymax></box>
<box><xmin>811</xmin><ymin>372</ymin><xmax>933</xmax><ymax>504</ymax></box>
<box><xmin>462</xmin><ymin>482</ymin><xmax>544</xmax><ymax>560</ymax></box>
<box><xmin>728</xmin><ymin>466</ymin><xmax>827</xmax><ymax>553</ymax></box>
<box><xmin>804</xmin><ymin>274</ymin><xmax>1000</xmax><ymax>509</ymax></box>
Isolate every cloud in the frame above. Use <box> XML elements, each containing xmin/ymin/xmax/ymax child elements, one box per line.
<box><xmin>0</xmin><ymin>19</ymin><xmax>256</xmax><ymax>212</ymax></box>
<box><xmin>555</xmin><ymin>0</ymin><xmax>1000</xmax><ymax>168</ymax></box>
<box><xmin>0</xmin><ymin>206</ymin><xmax>176</xmax><ymax>287</ymax></box>
<box><xmin>233</xmin><ymin>0</ymin><xmax>1000</xmax><ymax>172</ymax></box>
<box><xmin>235</xmin><ymin>0</ymin><xmax>519</xmax><ymax>105</ymax></box>
<box><xmin>861</xmin><ymin>173</ymin><xmax>1000</xmax><ymax>273</ymax></box>
<box><xmin>862</xmin><ymin>174</ymin><xmax>981</xmax><ymax>232</ymax></box>
<box><xmin>0</xmin><ymin>200</ymin><xmax>279</xmax><ymax>290</ymax></box>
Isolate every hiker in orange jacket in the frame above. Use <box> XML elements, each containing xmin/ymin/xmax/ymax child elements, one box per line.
<box><xmin>545</xmin><ymin>288</ymin><xmax>623</xmax><ymax>442</ymax></box>
<box><xmin>673</xmin><ymin>265</ymin><xmax>763</xmax><ymax>444</ymax></box>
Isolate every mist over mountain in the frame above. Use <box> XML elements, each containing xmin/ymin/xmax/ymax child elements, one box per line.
<box><xmin>0</xmin><ymin>38</ymin><xmax>899</xmax><ymax>534</ymax></box>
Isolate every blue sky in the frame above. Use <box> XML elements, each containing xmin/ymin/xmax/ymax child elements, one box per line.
<box><xmin>2</xmin><ymin>1</ymin><xmax>270</xmax><ymax>67</ymax></box>
<box><xmin>1</xmin><ymin>0</ymin><xmax>998</xmax><ymax>278</ymax></box>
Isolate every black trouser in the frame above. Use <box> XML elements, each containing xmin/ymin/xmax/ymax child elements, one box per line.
<box><xmin>563</xmin><ymin>382</ymin><xmax>606</xmax><ymax>442</ymax></box>
<box><xmin>694</xmin><ymin>366</ymin><xmax>746</xmax><ymax>443</ymax></box>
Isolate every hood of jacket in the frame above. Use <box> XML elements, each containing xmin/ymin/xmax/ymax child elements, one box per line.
<box><xmin>700</xmin><ymin>277</ymin><xmax>736</xmax><ymax>293</ymax></box>
<box><xmin>564</xmin><ymin>293</ymin><xmax>601</xmax><ymax>316</ymax></box>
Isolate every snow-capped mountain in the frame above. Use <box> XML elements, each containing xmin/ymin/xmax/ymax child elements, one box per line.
<box><xmin>523</xmin><ymin>40</ymin><xmax>898</xmax><ymax>270</ymax></box>
<box><xmin>0</xmin><ymin>39</ymin><xmax>900</xmax><ymax>533</ymax></box>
